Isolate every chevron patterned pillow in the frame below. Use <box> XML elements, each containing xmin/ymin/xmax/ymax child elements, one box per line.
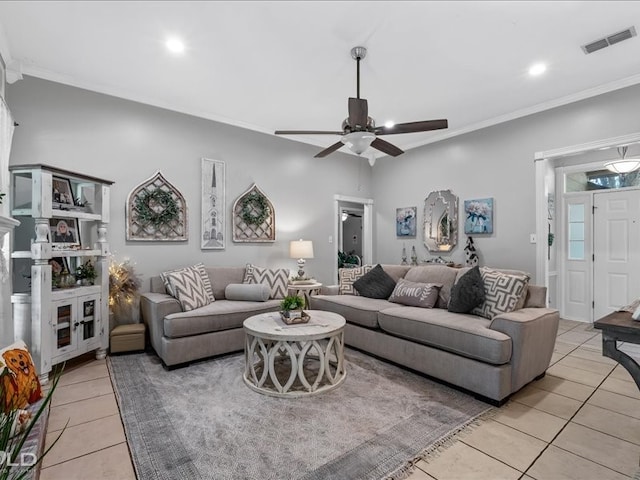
<box><xmin>163</xmin><ymin>265</ymin><xmax>215</xmax><ymax>311</ymax></box>
<box><xmin>472</xmin><ymin>267</ymin><xmax>529</xmax><ymax>319</ymax></box>
<box><xmin>244</xmin><ymin>264</ymin><xmax>290</xmax><ymax>299</ymax></box>
<box><xmin>161</xmin><ymin>263</ymin><xmax>214</xmax><ymax>301</ymax></box>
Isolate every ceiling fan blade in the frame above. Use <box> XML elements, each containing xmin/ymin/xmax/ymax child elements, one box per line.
<box><xmin>275</xmin><ymin>130</ymin><xmax>344</xmax><ymax>135</ymax></box>
<box><xmin>374</xmin><ymin>119</ymin><xmax>448</xmax><ymax>135</ymax></box>
<box><xmin>371</xmin><ymin>138</ymin><xmax>404</xmax><ymax>157</ymax></box>
<box><xmin>348</xmin><ymin>97</ymin><xmax>368</xmax><ymax>129</ymax></box>
<box><xmin>314</xmin><ymin>141</ymin><xmax>344</xmax><ymax>158</ymax></box>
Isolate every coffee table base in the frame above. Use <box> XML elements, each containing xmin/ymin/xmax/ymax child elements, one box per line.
<box><xmin>243</xmin><ymin>333</ymin><xmax>346</xmax><ymax>398</ymax></box>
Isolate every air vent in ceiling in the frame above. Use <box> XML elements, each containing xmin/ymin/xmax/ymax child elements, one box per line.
<box><xmin>582</xmin><ymin>26</ymin><xmax>637</xmax><ymax>54</ymax></box>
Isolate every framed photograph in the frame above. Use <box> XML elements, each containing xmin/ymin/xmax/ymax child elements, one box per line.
<box><xmin>52</xmin><ymin>176</ymin><xmax>75</xmax><ymax>208</ymax></box>
<box><xmin>201</xmin><ymin>158</ymin><xmax>226</xmax><ymax>249</ymax></box>
<box><xmin>396</xmin><ymin>206</ymin><xmax>417</xmax><ymax>237</ymax></box>
<box><xmin>464</xmin><ymin>198</ymin><xmax>494</xmax><ymax>234</ymax></box>
<box><xmin>49</xmin><ymin>217</ymin><xmax>81</xmax><ymax>249</ymax></box>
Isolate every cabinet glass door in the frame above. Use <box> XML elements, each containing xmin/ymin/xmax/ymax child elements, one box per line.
<box><xmin>78</xmin><ymin>293</ymin><xmax>101</xmax><ymax>350</ymax></box>
<box><xmin>53</xmin><ymin>300</ymin><xmax>77</xmax><ymax>357</ymax></box>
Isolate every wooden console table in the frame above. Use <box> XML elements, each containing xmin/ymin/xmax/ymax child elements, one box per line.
<box><xmin>593</xmin><ymin>310</ymin><xmax>640</xmax><ymax>391</ymax></box>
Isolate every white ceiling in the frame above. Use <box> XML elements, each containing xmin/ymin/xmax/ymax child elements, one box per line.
<box><xmin>2</xmin><ymin>1</ymin><xmax>640</xmax><ymax>158</ymax></box>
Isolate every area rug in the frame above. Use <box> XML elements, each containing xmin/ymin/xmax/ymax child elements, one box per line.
<box><xmin>108</xmin><ymin>349</ymin><xmax>492</xmax><ymax>480</ymax></box>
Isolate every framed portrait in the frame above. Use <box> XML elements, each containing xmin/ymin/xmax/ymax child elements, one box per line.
<box><xmin>396</xmin><ymin>206</ymin><xmax>417</xmax><ymax>237</ymax></box>
<box><xmin>201</xmin><ymin>158</ymin><xmax>226</xmax><ymax>249</ymax></box>
<box><xmin>52</xmin><ymin>176</ymin><xmax>75</xmax><ymax>208</ymax></box>
<box><xmin>464</xmin><ymin>198</ymin><xmax>494</xmax><ymax>234</ymax></box>
<box><xmin>49</xmin><ymin>217</ymin><xmax>81</xmax><ymax>249</ymax></box>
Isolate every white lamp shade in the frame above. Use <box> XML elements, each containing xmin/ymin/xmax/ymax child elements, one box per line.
<box><xmin>290</xmin><ymin>240</ymin><xmax>314</xmax><ymax>259</ymax></box>
<box><xmin>342</xmin><ymin>132</ymin><xmax>376</xmax><ymax>155</ymax></box>
<box><xmin>604</xmin><ymin>159</ymin><xmax>640</xmax><ymax>174</ymax></box>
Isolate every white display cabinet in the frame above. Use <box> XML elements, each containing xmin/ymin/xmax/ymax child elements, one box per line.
<box><xmin>9</xmin><ymin>164</ymin><xmax>113</xmax><ymax>382</ymax></box>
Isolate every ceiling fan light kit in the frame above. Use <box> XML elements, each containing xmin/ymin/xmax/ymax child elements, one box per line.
<box><xmin>275</xmin><ymin>46</ymin><xmax>448</xmax><ymax>159</ymax></box>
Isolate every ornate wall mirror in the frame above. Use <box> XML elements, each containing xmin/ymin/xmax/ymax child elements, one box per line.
<box><xmin>423</xmin><ymin>189</ymin><xmax>458</xmax><ymax>252</ymax></box>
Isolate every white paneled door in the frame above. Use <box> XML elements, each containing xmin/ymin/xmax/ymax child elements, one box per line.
<box><xmin>562</xmin><ymin>194</ymin><xmax>592</xmax><ymax>321</ymax></box>
<box><xmin>593</xmin><ymin>190</ymin><xmax>640</xmax><ymax>320</ymax></box>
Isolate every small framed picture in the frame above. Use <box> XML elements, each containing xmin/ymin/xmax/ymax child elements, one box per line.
<box><xmin>49</xmin><ymin>217</ymin><xmax>81</xmax><ymax>249</ymax></box>
<box><xmin>396</xmin><ymin>206</ymin><xmax>417</xmax><ymax>237</ymax></box>
<box><xmin>52</xmin><ymin>176</ymin><xmax>75</xmax><ymax>208</ymax></box>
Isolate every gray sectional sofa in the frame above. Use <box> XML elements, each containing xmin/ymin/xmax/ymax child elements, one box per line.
<box><xmin>309</xmin><ymin>264</ymin><xmax>559</xmax><ymax>404</ymax></box>
<box><xmin>140</xmin><ymin>262</ymin><xmax>559</xmax><ymax>405</ymax></box>
<box><xmin>140</xmin><ymin>266</ymin><xmax>281</xmax><ymax>367</ymax></box>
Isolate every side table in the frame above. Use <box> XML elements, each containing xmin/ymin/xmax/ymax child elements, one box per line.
<box><xmin>288</xmin><ymin>282</ymin><xmax>323</xmax><ymax>308</ymax></box>
<box><xmin>593</xmin><ymin>310</ymin><xmax>640</xmax><ymax>391</ymax></box>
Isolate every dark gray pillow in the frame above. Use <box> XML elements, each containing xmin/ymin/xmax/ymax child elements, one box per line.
<box><xmin>353</xmin><ymin>264</ymin><xmax>396</xmax><ymax>299</ymax></box>
<box><xmin>448</xmin><ymin>266</ymin><xmax>485</xmax><ymax>313</ymax></box>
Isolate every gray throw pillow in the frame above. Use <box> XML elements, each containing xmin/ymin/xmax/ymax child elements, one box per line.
<box><xmin>225</xmin><ymin>283</ymin><xmax>270</xmax><ymax>302</ymax></box>
<box><xmin>448</xmin><ymin>266</ymin><xmax>485</xmax><ymax>313</ymax></box>
<box><xmin>389</xmin><ymin>279</ymin><xmax>442</xmax><ymax>308</ymax></box>
<box><xmin>353</xmin><ymin>264</ymin><xmax>397</xmax><ymax>299</ymax></box>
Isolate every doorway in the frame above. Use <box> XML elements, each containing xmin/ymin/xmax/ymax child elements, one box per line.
<box><xmin>341</xmin><ymin>208</ymin><xmax>363</xmax><ymax>261</ymax></box>
<box><xmin>558</xmin><ymin>176</ymin><xmax>640</xmax><ymax>322</ymax></box>
<box><xmin>333</xmin><ymin>195</ymin><xmax>373</xmax><ymax>282</ymax></box>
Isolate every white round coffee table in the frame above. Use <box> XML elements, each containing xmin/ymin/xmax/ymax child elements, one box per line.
<box><xmin>243</xmin><ymin>310</ymin><xmax>346</xmax><ymax>397</ymax></box>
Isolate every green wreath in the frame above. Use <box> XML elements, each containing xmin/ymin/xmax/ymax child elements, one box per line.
<box><xmin>241</xmin><ymin>192</ymin><xmax>270</xmax><ymax>226</ymax></box>
<box><xmin>135</xmin><ymin>189</ymin><xmax>179</xmax><ymax>228</ymax></box>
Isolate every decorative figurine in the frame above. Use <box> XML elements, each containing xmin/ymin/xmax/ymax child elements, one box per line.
<box><xmin>401</xmin><ymin>245</ymin><xmax>408</xmax><ymax>265</ymax></box>
<box><xmin>464</xmin><ymin>236</ymin><xmax>479</xmax><ymax>267</ymax></box>
<box><xmin>410</xmin><ymin>246</ymin><xmax>419</xmax><ymax>266</ymax></box>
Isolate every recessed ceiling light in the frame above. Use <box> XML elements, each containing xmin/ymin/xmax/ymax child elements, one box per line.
<box><xmin>384</xmin><ymin>121</ymin><xmax>395</xmax><ymax>128</ymax></box>
<box><xmin>166</xmin><ymin>37</ymin><xmax>185</xmax><ymax>54</ymax></box>
<box><xmin>528</xmin><ymin>63</ymin><xmax>547</xmax><ymax>76</ymax></box>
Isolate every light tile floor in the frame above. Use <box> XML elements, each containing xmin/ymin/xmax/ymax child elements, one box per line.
<box><xmin>38</xmin><ymin>319</ymin><xmax>640</xmax><ymax>480</ymax></box>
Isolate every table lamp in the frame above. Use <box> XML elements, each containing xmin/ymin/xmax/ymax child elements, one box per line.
<box><xmin>290</xmin><ymin>239</ymin><xmax>314</xmax><ymax>279</ymax></box>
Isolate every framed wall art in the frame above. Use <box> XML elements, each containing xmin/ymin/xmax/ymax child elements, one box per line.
<box><xmin>396</xmin><ymin>206</ymin><xmax>417</xmax><ymax>237</ymax></box>
<box><xmin>126</xmin><ymin>171</ymin><xmax>188</xmax><ymax>241</ymax></box>
<box><xmin>464</xmin><ymin>198</ymin><xmax>494</xmax><ymax>234</ymax></box>
<box><xmin>201</xmin><ymin>158</ymin><xmax>226</xmax><ymax>249</ymax></box>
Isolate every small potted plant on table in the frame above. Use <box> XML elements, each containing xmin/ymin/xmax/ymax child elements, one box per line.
<box><xmin>280</xmin><ymin>295</ymin><xmax>309</xmax><ymax>324</ymax></box>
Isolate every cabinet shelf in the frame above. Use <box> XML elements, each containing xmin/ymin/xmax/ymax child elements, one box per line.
<box><xmin>12</xmin><ymin>249</ymin><xmax>102</xmax><ymax>259</ymax></box>
<box><xmin>12</xmin><ymin>208</ymin><xmax>102</xmax><ymax>221</ymax></box>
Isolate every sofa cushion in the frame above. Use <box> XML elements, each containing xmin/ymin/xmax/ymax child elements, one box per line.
<box><xmin>244</xmin><ymin>264</ymin><xmax>289</xmax><ymax>299</ymax></box>
<box><xmin>524</xmin><ymin>285</ymin><xmax>547</xmax><ymax>308</ymax></box>
<box><xmin>388</xmin><ymin>279</ymin><xmax>441</xmax><ymax>308</ymax></box>
<box><xmin>225</xmin><ymin>283</ymin><xmax>270</xmax><ymax>302</ymax></box>
<box><xmin>380</xmin><ymin>264</ymin><xmax>412</xmax><ymax>282</ymax></box>
<box><xmin>404</xmin><ymin>265</ymin><xmax>459</xmax><ymax>309</ymax></box>
<box><xmin>338</xmin><ymin>265</ymin><xmax>372</xmax><ymax>295</ymax></box>
<box><xmin>309</xmin><ymin>294</ymin><xmax>394</xmax><ymax>329</ymax></box>
<box><xmin>377</xmin><ymin>307</ymin><xmax>512</xmax><ymax>365</ymax></box>
<box><xmin>448</xmin><ymin>266</ymin><xmax>485</xmax><ymax>313</ymax></box>
<box><xmin>472</xmin><ymin>267</ymin><xmax>529</xmax><ymax>320</ymax></box>
<box><xmin>163</xmin><ymin>299</ymin><xmax>281</xmax><ymax>338</ymax></box>
<box><xmin>353</xmin><ymin>264</ymin><xmax>397</xmax><ymax>299</ymax></box>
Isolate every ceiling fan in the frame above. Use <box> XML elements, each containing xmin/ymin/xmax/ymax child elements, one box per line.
<box><xmin>275</xmin><ymin>46</ymin><xmax>448</xmax><ymax>158</ymax></box>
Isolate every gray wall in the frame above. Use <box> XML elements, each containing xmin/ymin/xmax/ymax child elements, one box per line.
<box><xmin>372</xmin><ymin>83</ymin><xmax>640</xmax><ymax>281</ymax></box>
<box><xmin>8</xmin><ymin>77</ymin><xmax>640</xmax><ymax>288</ymax></box>
<box><xmin>7</xmin><ymin>77</ymin><xmax>373</xmax><ymax>289</ymax></box>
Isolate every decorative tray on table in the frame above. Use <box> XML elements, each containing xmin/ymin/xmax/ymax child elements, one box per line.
<box><xmin>280</xmin><ymin>310</ymin><xmax>311</xmax><ymax>325</ymax></box>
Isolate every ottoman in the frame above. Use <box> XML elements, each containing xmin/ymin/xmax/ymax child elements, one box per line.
<box><xmin>110</xmin><ymin>323</ymin><xmax>146</xmax><ymax>353</ymax></box>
